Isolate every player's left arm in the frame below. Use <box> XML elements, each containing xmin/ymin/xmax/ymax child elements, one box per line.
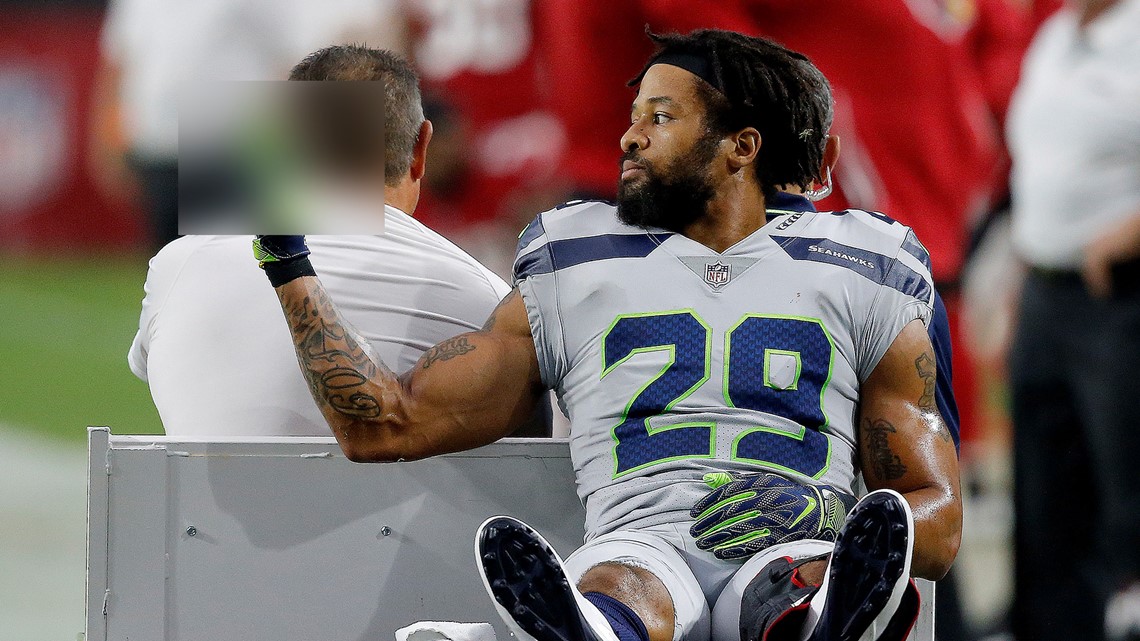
<box><xmin>857</xmin><ymin>318</ymin><xmax>963</xmax><ymax>580</ymax></box>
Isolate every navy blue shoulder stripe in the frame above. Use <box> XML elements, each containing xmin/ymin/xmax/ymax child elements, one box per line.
<box><xmin>901</xmin><ymin>230</ymin><xmax>932</xmax><ymax>271</ymax></box>
<box><xmin>515</xmin><ymin>232</ymin><xmax>673</xmax><ymax>279</ymax></box>
<box><xmin>771</xmin><ymin>236</ymin><xmax>931</xmax><ymax>302</ymax></box>
<box><xmin>516</xmin><ymin>216</ymin><xmax>546</xmax><ymax>254</ymax></box>
<box><xmin>514</xmin><ymin>243</ymin><xmax>552</xmax><ymax>281</ymax></box>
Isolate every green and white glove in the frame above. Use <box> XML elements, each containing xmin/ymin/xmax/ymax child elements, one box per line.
<box><xmin>689</xmin><ymin>471</ymin><xmax>856</xmax><ymax>560</ymax></box>
<box><xmin>252</xmin><ymin>235</ymin><xmax>315</xmax><ymax>286</ymax></box>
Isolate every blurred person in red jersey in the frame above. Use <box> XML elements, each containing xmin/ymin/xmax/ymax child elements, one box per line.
<box><xmin>403</xmin><ymin>0</ymin><xmax>567</xmax><ymax>278</ymax></box>
<box><xmin>964</xmin><ymin>0</ymin><xmax>1063</xmax><ymax>130</ymax></box>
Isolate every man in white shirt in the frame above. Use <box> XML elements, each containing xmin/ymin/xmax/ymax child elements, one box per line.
<box><xmin>1006</xmin><ymin>1</ymin><xmax>1140</xmax><ymax>639</ymax></box>
<box><xmin>128</xmin><ymin>46</ymin><xmax>520</xmax><ymax>437</ymax></box>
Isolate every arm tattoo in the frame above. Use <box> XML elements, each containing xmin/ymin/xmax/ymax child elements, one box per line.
<box><xmin>863</xmin><ymin>418</ymin><xmax>908</xmax><ymax>481</ymax></box>
<box><xmin>915</xmin><ymin>352</ymin><xmax>937</xmax><ymax>410</ymax></box>
<box><xmin>421</xmin><ymin>337</ymin><xmax>476</xmax><ymax>369</ymax></box>
<box><xmin>936</xmin><ymin>421</ymin><xmax>954</xmax><ymax>443</ymax></box>
<box><xmin>914</xmin><ymin>351</ymin><xmax>953</xmax><ymax>442</ymax></box>
<box><xmin>283</xmin><ymin>288</ymin><xmax>386</xmax><ymax>419</ymax></box>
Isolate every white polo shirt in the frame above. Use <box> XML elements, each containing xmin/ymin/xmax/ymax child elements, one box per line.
<box><xmin>1007</xmin><ymin>0</ymin><xmax>1140</xmax><ymax>269</ymax></box>
<box><xmin>128</xmin><ymin>205</ymin><xmax>510</xmax><ymax>436</ymax></box>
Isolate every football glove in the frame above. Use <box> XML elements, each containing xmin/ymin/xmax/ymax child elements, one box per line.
<box><xmin>689</xmin><ymin>471</ymin><xmax>856</xmax><ymax>560</ymax></box>
<box><xmin>252</xmin><ymin>235</ymin><xmax>315</xmax><ymax>286</ymax></box>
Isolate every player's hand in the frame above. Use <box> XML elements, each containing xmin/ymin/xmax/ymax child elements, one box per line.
<box><xmin>253</xmin><ymin>235</ymin><xmax>310</xmax><ymax>268</ymax></box>
<box><xmin>253</xmin><ymin>236</ymin><xmax>317</xmax><ymax>287</ymax></box>
<box><xmin>689</xmin><ymin>471</ymin><xmax>855</xmax><ymax>560</ymax></box>
<box><xmin>1082</xmin><ymin>212</ymin><xmax>1140</xmax><ymax>299</ymax></box>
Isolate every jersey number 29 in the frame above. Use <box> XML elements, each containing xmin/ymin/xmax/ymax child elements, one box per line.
<box><xmin>601</xmin><ymin>310</ymin><xmax>834</xmax><ymax>479</ymax></box>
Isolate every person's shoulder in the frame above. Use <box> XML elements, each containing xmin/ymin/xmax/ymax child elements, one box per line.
<box><xmin>776</xmin><ymin>208</ymin><xmax>934</xmax><ymax>282</ymax></box>
<box><xmin>841</xmin><ymin>208</ymin><xmax>932</xmax><ymax>274</ymax></box>
<box><xmin>813</xmin><ymin>207</ymin><xmax>908</xmax><ymax>232</ymax></box>
<box><xmin>308</xmin><ymin>213</ymin><xmax>476</xmax><ymax>267</ymax></box>
<box><xmin>309</xmin><ymin>224</ymin><xmax>510</xmax><ymax>299</ymax></box>
<box><xmin>521</xmin><ymin>199</ymin><xmax>624</xmax><ymax>243</ymax></box>
<box><xmin>150</xmin><ymin>234</ymin><xmax>210</xmax><ymax>265</ymax></box>
<box><xmin>143</xmin><ymin>236</ymin><xmax>271</xmax><ymax>317</ymax></box>
<box><xmin>146</xmin><ymin>235</ymin><xmax>251</xmax><ymax>281</ymax></box>
<box><xmin>794</xmin><ymin>208</ymin><xmax>920</xmax><ymax>248</ymax></box>
<box><xmin>515</xmin><ymin>198</ymin><xmax>648</xmax><ymax>260</ymax></box>
<box><xmin>513</xmin><ymin>199</ymin><xmax>665</xmax><ymax>281</ymax></box>
<box><xmin>376</xmin><ymin>208</ymin><xmax>492</xmax><ymax>262</ymax></box>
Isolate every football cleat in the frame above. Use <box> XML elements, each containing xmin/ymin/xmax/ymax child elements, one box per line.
<box><xmin>800</xmin><ymin>489</ymin><xmax>915</xmax><ymax>641</ymax></box>
<box><xmin>475</xmin><ymin>516</ymin><xmax>620</xmax><ymax>641</ymax></box>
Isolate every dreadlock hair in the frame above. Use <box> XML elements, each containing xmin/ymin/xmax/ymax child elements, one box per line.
<box><xmin>630</xmin><ymin>30</ymin><xmax>833</xmax><ymax>199</ymax></box>
<box><xmin>289</xmin><ymin>45</ymin><xmax>424</xmax><ymax>186</ymax></box>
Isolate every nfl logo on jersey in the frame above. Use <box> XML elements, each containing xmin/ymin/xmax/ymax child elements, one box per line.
<box><xmin>705</xmin><ymin>262</ymin><xmax>731</xmax><ymax>288</ymax></box>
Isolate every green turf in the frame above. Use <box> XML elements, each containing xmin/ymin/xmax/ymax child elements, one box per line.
<box><xmin>0</xmin><ymin>254</ymin><xmax>162</xmax><ymax>441</ymax></box>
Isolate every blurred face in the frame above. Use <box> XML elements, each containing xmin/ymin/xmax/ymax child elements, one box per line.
<box><xmin>616</xmin><ymin>64</ymin><xmax>723</xmax><ymax>232</ymax></box>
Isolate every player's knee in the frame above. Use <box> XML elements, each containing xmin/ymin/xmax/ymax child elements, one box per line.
<box><xmin>795</xmin><ymin>557</ymin><xmax>829</xmax><ymax>586</ymax></box>
<box><xmin>578</xmin><ymin>561</ymin><xmax>674</xmax><ymax>641</ymax></box>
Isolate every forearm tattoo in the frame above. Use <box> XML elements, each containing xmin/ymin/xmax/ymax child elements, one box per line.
<box><xmin>283</xmin><ymin>287</ymin><xmax>385</xmax><ymax>419</ymax></box>
<box><xmin>863</xmin><ymin>418</ymin><xmax>908</xmax><ymax>481</ymax></box>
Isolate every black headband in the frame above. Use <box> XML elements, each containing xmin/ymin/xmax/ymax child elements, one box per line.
<box><xmin>644</xmin><ymin>51</ymin><xmax>724</xmax><ymax>94</ymax></box>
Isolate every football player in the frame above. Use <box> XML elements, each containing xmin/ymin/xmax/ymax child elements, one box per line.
<box><xmin>253</xmin><ymin>29</ymin><xmax>960</xmax><ymax>641</ymax></box>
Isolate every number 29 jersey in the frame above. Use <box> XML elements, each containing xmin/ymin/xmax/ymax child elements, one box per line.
<box><xmin>513</xmin><ymin>194</ymin><xmax>935</xmax><ymax>541</ymax></box>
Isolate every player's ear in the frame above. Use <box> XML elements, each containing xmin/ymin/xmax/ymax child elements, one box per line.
<box><xmin>822</xmin><ymin>134</ymin><xmax>840</xmax><ymax>176</ymax></box>
<box><xmin>410</xmin><ymin>119</ymin><xmax>433</xmax><ymax>182</ymax></box>
<box><xmin>727</xmin><ymin>127</ymin><xmax>760</xmax><ymax>171</ymax></box>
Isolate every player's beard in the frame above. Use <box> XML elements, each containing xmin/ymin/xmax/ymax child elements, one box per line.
<box><xmin>615</xmin><ymin>132</ymin><xmax>720</xmax><ymax>233</ymax></box>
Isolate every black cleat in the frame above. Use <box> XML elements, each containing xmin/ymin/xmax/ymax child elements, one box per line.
<box><xmin>803</xmin><ymin>489</ymin><xmax>914</xmax><ymax>641</ymax></box>
<box><xmin>475</xmin><ymin>516</ymin><xmax>619</xmax><ymax>641</ymax></box>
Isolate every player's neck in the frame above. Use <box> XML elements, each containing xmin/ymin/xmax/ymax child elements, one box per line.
<box><xmin>682</xmin><ymin>184</ymin><xmax>768</xmax><ymax>253</ymax></box>
<box><xmin>384</xmin><ymin>177</ymin><xmax>419</xmax><ymax>217</ymax></box>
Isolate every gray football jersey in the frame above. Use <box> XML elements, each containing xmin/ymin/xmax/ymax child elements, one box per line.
<box><xmin>513</xmin><ymin>194</ymin><xmax>934</xmax><ymax>541</ymax></box>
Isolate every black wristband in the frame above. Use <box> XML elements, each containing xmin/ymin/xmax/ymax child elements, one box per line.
<box><xmin>263</xmin><ymin>256</ymin><xmax>317</xmax><ymax>287</ymax></box>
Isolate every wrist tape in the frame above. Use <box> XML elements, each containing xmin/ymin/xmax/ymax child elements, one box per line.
<box><xmin>263</xmin><ymin>256</ymin><xmax>317</xmax><ymax>287</ymax></box>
